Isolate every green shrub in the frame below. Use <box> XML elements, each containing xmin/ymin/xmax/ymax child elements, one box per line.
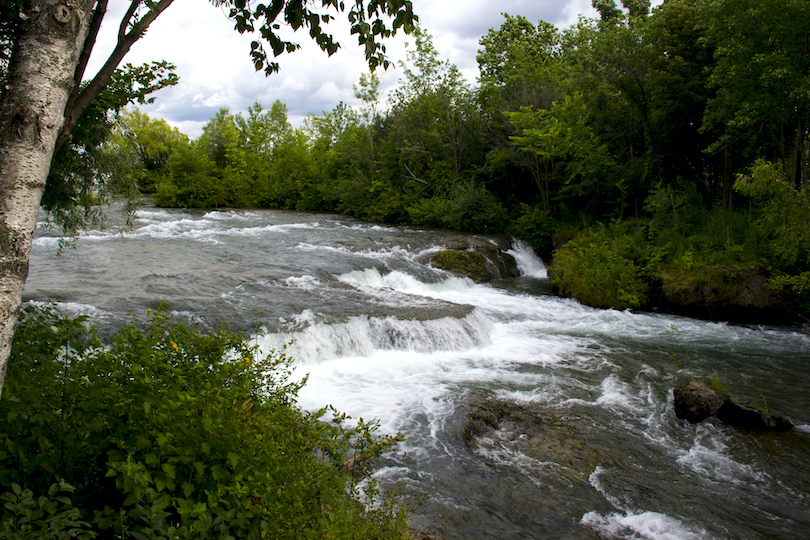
<box><xmin>1</xmin><ymin>305</ymin><xmax>409</xmax><ymax>540</ymax></box>
<box><xmin>705</xmin><ymin>371</ymin><xmax>725</xmax><ymax>394</ymax></box>
<box><xmin>550</xmin><ymin>223</ymin><xmax>650</xmax><ymax>309</ymax></box>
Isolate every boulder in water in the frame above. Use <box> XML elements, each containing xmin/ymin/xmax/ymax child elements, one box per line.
<box><xmin>716</xmin><ymin>400</ymin><xmax>794</xmax><ymax>432</ymax></box>
<box><xmin>673</xmin><ymin>381</ymin><xmax>728</xmax><ymax>422</ymax></box>
<box><xmin>430</xmin><ymin>246</ymin><xmax>518</xmax><ymax>283</ymax></box>
<box><xmin>673</xmin><ymin>381</ymin><xmax>793</xmax><ymax>431</ymax></box>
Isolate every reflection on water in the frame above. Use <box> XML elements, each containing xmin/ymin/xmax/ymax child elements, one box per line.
<box><xmin>26</xmin><ymin>204</ymin><xmax>810</xmax><ymax>540</ymax></box>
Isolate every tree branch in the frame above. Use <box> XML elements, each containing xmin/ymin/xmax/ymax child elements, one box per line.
<box><xmin>66</xmin><ymin>0</ymin><xmax>108</xmax><ymax>117</ymax></box>
<box><xmin>56</xmin><ymin>0</ymin><xmax>174</xmax><ymax>152</ymax></box>
<box><xmin>403</xmin><ymin>163</ymin><xmax>429</xmax><ymax>186</ymax></box>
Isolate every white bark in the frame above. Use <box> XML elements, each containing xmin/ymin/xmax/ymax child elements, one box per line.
<box><xmin>0</xmin><ymin>0</ymin><xmax>95</xmax><ymax>392</ymax></box>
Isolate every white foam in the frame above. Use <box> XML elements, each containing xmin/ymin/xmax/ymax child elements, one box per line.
<box><xmin>285</xmin><ymin>275</ymin><xmax>321</xmax><ymax>290</ymax></box>
<box><xmin>24</xmin><ymin>300</ymin><xmax>109</xmax><ymax>321</ymax></box>
<box><xmin>257</xmin><ymin>310</ymin><xmax>493</xmax><ymax>365</ymax></box>
<box><xmin>581</xmin><ymin>510</ymin><xmax>710</xmax><ymax>540</ymax></box>
<box><xmin>337</xmin><ymin>268</ymin><xmax>387</xmax><ymax>288</ymax></box>
<box><xmin>595</xmin><ymin>374</ymin><xmax>645</xmax><ymax>415</ymax></box>
<box><xmin>585</xmin><ymin>466</ymin><xmax>712</xmax><ymax>539</ymax></box>
<box><xmin>676</xmin><ymin>424</ymin><xmax>765</xmax><ymax>485</ymax></box>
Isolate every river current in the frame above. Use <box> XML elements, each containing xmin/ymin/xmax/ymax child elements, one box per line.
<box><xmin>24</xmin><ymin>205</ymin><xmax>810</xmax><ymax>539</ymax></box>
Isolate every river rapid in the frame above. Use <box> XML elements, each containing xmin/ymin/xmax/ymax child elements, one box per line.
<box><xmin>24</xmin><ymin>205</ymin><xmax>810</xmax><ymax>539</ymax></box>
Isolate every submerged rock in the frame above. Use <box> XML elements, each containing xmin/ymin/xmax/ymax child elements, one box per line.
<box><xmin>462</xmin><ymin>396</ymin><xmax>600</xmax><ymax>482</ymax></box>
<box><xmin>673</xmin><ymin>381</ymin><xmax>793</xmax><ymax>431</ymax></box>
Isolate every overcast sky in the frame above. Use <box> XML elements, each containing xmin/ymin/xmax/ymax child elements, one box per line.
<box><xmin>86</xmin><ymin>0</ymin><xmax>656</xmax><ymax>137</ymax></box>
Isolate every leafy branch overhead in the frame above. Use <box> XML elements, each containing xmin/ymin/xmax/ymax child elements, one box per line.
<box><xmin>218</xmin><ymin>0</ymin><xmax>418</xmax><ymax>74</ymax></box>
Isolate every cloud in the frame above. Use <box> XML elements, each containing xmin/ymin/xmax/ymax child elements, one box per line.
<box><xmin>85</xmin><ymin>0</ymin><xmax>654</xmax><ymax>138</ymax></box>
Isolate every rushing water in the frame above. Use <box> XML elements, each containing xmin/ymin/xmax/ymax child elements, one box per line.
<box><xmin>25</xmin><ymin>205</ymin><xmax>810</xmax><ymax>539</ymax></box>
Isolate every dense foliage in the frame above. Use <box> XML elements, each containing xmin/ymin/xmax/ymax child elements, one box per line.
<box><xmin>0</xmin><ymin>305</ymin><xmax>409</xmax><ymax>539</ymax></box>
<box><xmin>92</xmin><ymin>0</ymin><xmax>809</xmax><ymax>317</ymax></box>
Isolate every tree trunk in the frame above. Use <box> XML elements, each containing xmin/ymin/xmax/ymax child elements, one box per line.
<box><xmin>722</xmin><ymin>142</ymin><xmax>733</xmax><ymax>212</ymax></box>
<box><xmin>0</xmin><ymin>0</ymin><xmax>95</xmax><ymax>392</ymax></box>
<box><xmin>790</xmin><ymin>106</ymin><xmax>806</xmax><ymax>189</ymax></box>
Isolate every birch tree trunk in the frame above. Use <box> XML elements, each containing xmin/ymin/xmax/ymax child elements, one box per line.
<box><xmin>0</xmin><ymin>0</ymin><xmax>95</xmax><ymax>392</ymax></box>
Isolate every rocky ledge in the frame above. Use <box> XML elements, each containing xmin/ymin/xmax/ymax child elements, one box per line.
<box><xmin>673</xmin><ymin>381</ymin><xmax>793</xmax><ymax>431</ymax></box>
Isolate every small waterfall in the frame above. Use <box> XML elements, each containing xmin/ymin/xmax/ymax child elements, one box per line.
<box><xmin>507</xmin><ymin>239</ymin><xmax>547</xmax><ymax>278</ymax></box>
<box><xmin>256</xmin><ymin>309</ymin><xmax>493</xmax><ymax>365</ymax></box>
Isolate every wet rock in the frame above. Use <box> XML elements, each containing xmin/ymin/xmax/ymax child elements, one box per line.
<box><xmin>462</xmin><ymin>396</ymin><xmax>543</xmax><ymax>444</ymax></box>
<box><xmin>673</xmin><ymin>381</ymin><xmax>728</xmax><ymax>423</ymax></box>
<box><xmin>716</xmin><ymin>400</ymin><xmax>794</xmax><ymax>432</ymax></box>
<box><xmin>673</xmin><ymin>382</ymin><xmax>793</xmax><ymax>431</ymax></box>
<box><xmin>430</xmin><ymin>248</ymin><xmax>518</xmax><ymax>283</ymax></box>
<box><xmin>408</xmin><ymin>531</ymin><xmax>444</xmax><ymax>540</ymax></box>
<box><xmin>427</xmin><ymin>236</ymin><xmax>519</xmax><ymax>283</ymax></box>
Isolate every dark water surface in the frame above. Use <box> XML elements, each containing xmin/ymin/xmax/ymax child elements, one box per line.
<box><xmin>25</xmin><ymin>205</ymin><xmax>810</xmax><ymax>539</ymax></box>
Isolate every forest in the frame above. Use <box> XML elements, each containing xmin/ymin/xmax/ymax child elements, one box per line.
<box><xmin>45</xmin><ymin>0</ymin><xmax>810</xmax><ymax>315</ymax></box>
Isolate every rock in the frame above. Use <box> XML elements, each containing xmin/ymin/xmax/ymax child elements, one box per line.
<box><xmin>673</xmin><ymin>381</ymin><xmax>728</xmax><ymax>423</ymax></box>
<box><xmin>660</xmin><ymin>265</ymin><xmax>781</xmax><ymax>309</ymax></box>
<box><xmin>462</xmin><ymin>397</ymin><xmax>600</xmax><ymax>482</ymax></box>
<box><xmin>716</xmin><ymin>400</ymin><xmax>794</xmax><ymax>432</ymax></box>
<box><xmin>408</xmin><ymin>531</ymin><xmax>444</xmax><ymax>540</ymax></box>
<box><xmin>430</xmin><ymin>243</ymin><xmax>519</xmax><ymax>283</ymax></box>
<box><xmin>673</xmin><ymin>381</ymin><xmax>794</xmax><ymax>431</ymax></box>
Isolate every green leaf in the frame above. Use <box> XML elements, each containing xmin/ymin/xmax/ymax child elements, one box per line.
<box><xmin>162</xmin><ymin>463</ymin><xmax>176</xmax><ymax>479</ymax></box>
<box><xmin>182</xmin><ymin>482</ymin><xmax>194</xmax><ymax>498</ymax></box>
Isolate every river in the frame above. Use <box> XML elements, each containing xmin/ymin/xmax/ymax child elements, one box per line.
<box><xmin>24</xmin><ymin>204</ymin><xmax>810</xmax><ymax>539</ymax></box>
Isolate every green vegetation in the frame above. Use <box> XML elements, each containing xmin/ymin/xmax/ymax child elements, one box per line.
<box><xmin>0</xmin><ymin>305</ymin><xmax>409</xmax><ymax>539</ymax></box>
<box><xmin>549</xmin><ymin>221</ymin><xmax>652</xmax><ymax>310</ymax></box>
<box><xmin>706</xmin><ymin>371</ymin><xmax>725</xmax><ymax>394</ymax></box>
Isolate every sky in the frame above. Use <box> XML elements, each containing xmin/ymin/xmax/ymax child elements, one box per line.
<box><xmin>85</xmin><ymin>0</ymin><xmax>649</xmax><ymax>137</ymax></box>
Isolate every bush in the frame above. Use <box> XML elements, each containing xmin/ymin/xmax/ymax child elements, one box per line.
<box><xmin>550</xmin><ymin>222</ymin><xmax>651</xmax><ymax>310</ymax></box>
<box><xmin>0</xmin><ymin>305</ymin><xmax>408</xmax><ymax>539</ymax></box>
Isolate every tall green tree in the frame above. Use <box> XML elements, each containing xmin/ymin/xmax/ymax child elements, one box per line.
<box><xmin>112</xmin><ymin>107</ymin><xmax>190</xmax><ymax>194</ymax></box>
<box><xmin>700</xmin><ymin>0</ymin><xmax>810</xmax><ymax>196</ymax></box>
<box><xmin>42</xmin><ymin>61</ymin><xmax>178</xmax><ymax>236</ymax></box>
<box><xmin>476</xmin><ymin>14</ymin><xmax>564</xmax><ymax>211</ymax></box>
